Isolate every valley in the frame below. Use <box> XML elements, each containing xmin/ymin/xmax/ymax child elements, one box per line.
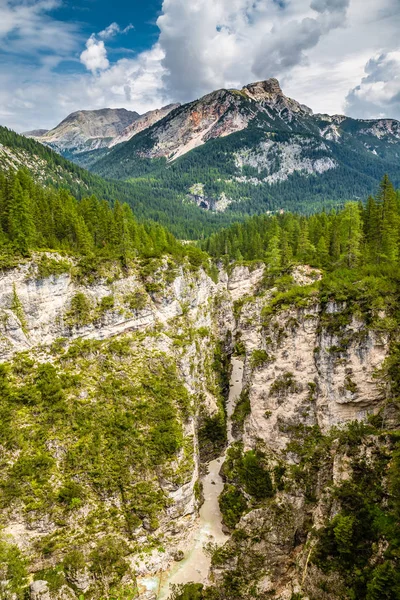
<box><xmin>0</xmin><ymin>88</ymin><xmax>399</xmax><ymax>600</ymax></box>
<box><xmin>25</xmin><ymin>79</ymin><xmax>400</xmax><ymax>222</ymax></box>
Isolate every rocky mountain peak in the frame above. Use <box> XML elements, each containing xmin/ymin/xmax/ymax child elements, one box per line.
<box><xmin>242</xmin><ymin>78</ymin><xmax>313</xmax><ymax>117</ymax></box>
<box><xmin>242</xmin><ymin>78</ymin><xmax>283</xmax><ymax>100</ymax></box>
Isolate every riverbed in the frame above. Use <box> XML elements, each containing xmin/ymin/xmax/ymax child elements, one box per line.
<box><xmin>154</xmin><ymin>356</ymin><xmax>244</xmax><ymax>598</ymax></box>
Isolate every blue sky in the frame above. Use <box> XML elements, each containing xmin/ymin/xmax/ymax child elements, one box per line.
<box><xmin>51</xmin><ymin>0</ymin><xmax>163</xmax><ymax>61</ymax></box>
<box><xmin>0</xmin><ymin>0</ymin><xmax>399</xmax><ymax>132</ymax></box>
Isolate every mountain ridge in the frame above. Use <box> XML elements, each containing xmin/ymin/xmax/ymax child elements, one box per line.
<box><xmin>20</xmin><ymin>78</ymin><xmax>400</xmax><ymax>221</ymax></box>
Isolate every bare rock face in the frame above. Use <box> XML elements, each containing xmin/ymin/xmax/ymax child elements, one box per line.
<box><xmin>243</xmin><ymin>78</ymin><xmax>283</xmax><ymax>99</ymax></box>
<box><xmin>240</xmin><ymin>299</ymin><xmax>387</xmax><ymax>453</ymax></box>
<box><xmin>30</xmin><ymin>581</ymin><xmax>51</xmax><ymax>600</ymax></box>
<box><xmin>110</xmin><ymin>104</ymin><xmax>181</xmax><ymax>147</ymax></box>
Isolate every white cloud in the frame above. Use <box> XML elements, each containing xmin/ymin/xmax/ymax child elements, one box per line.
<box><xmin>346</xmin><ymin>51</ymin><xmax>400</xmax><ymax>119</ymax></box>
<box><xmin>155</xmin><ymin>0</ymin><xmax>351</xmax><ymax>103</ymax></box>
<box><xmin>99</xmin><ymin>22</ymin><xmax>134</xmax><ymax>40</ymax></box>
<box><xmin>0</xmin><ymin>0</ymin><xmax>80</xmax><ymax>56</ymax></box>
<box><xmin>80</xmin><ymin>35</ymin><xmax>110</xmax><ymax>73</ymax></box>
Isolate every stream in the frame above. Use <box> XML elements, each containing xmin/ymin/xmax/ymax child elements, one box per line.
<box><xmin>138</xmin><ymin>357</ymin><xmax>244</xmax><ymax>599</ymax></box>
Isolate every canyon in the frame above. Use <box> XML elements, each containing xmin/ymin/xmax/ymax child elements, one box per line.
<box><xmin>0</xmin><ymin>255</ymin><xmax>393</xmax><ymax>600</ymax></box>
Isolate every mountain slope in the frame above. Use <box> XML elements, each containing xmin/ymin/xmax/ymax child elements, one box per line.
<box><xmin>26</xmin><ymin>105</ymin><xmax>181</xmax><ymax>168</ymax></box>
<box><xmin>26</xmin><ymin>108</ymin><xmax>140</xmax><ymax>157</ymax></box>
<box><xmin>109</xmin><ymin>103</ymin><xmax>180</xmax><ymax>147</ymax></box>
<box><xmin>89</xmin><ymin>79</ymin><xmax>400</xmax><ymax>214</ymax></box>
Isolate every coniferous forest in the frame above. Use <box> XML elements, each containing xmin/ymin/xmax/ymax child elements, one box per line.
<box><xmin>202</xmin><ymin>175</ymin><xmax>400</xmax><ymax>269</ymax></box>
<box><xmin>0</xmin><ymin>168</ymin><xmax>209</xmax><ymax>268</ymax></box>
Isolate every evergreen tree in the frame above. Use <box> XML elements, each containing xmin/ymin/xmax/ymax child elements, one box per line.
<box><xmin>8</xmin><ymin>180</ymin><xmax>35</xmax><ymax>254</ymax></box>
<box><xmin>378</xmin><ymin>174</ymin><xmax>399</xmax><ymax>263</ymax></box>
<box><xmin>338</xmin><ymin>202</ymin><xmax>363</xmax><ymax>268</ymax></box>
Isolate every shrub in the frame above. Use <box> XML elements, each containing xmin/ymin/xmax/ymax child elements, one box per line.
<box><xmin>269</xmin><ymin>372</ymin><xmax>302</xmax><ymax>397</ymax></box>
<box><xmin>125</xmin><ymin>290</ymin><xmax>147</xmax><ymax>311</ymax></box>
<box><xmin>0</xmin><ymin>537</ymin><xmax>28</xmax><ymax>599</ymax></box>
<box><xmin>37</xmin><ymin>255</ymin><xmax>71</xmax><ymax>279</ymax></box>
<box><xmin>250</xmin><ymin>349</ymin><xmax>272</xmax><ymax>369</ymax></box>
<box><xmin>57</xmin><ymin>481</ymin><xmax>85</xmax><ymax>509</ymax></box>
<box><xmin>66</xmin><ymin>292</ymin><xmax>92</xmax><ymax>326</ymax></box>
<box><xmin>219</xmin><ymin>484</ymin><xmax>248</xmax><ymax>529</ymax></box>
<box><xmin>231</xmin><ymin>388</ymin><xmax>251</xmax><ymax>435</ymax></box>
<box><xmin>98</xmin><ymin>295</ymin><xmax>114</xmax><ymax>315</ymax></box>
<box><xmin>240</xmin><ymin>450</ymin><xmax>274</xmax><ymax>500</ymax></box>
<box><xmin>89</xmin><ymin>536</ymin><xmax>130</xmax><ymax>581</ymax></box>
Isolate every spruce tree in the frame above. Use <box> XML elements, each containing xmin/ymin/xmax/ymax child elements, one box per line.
<box><xmin>8</xmin><ymin>180</ymin><xmax>35</xmax><ymax>254</ymax></box>
<box><xmin>338</xmin><ymin>202</ymin><xmax>363</xmax><ymax>268</ymax></box>
<box><xmin>378</xmin><ymin>174</ymin><xmax>399</xmax><ymax>263</ymax></box>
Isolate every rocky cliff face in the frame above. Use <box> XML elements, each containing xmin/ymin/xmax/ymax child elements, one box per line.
<box><xmin>110</xmin><ymin>104</ymin><xmax>181</xmax><ymax>148</ymax></box>
<box><xmin>0</xmin><ymin>255</ymin><xmax>261</xmax><ymax>599</ymax></box>
<box><xmin>0</xmin><ymin>257</ymin><xmax>395</xmax><ymax>600</ymax></box>
<box><xmin>206</xmin><ymin>266</ymin><xmax>397</xmax><ymax>600</ymax></box>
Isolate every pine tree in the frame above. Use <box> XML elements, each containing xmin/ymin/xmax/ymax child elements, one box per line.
<box><xmin>265</xmin><ymin>235</ymin><xmax>281</xmax><ymax>270</ymax></box>
<box><xmin>8</xmin><ymin>180</ymin><xmax>35</xmax><ymax>254</ymax></box>
<box><xmin>379</xmin><ymin>175</ymin><xmax>399</xmax><ymax>263</ymax></box>
<box><xmin>338</xmin><ymin>202</ymin><xmax>363</xmax><ymax>268</ymax></box>
<box><xmin>297</xmin><ymin>219</ymin><xmax>315</xmax><ymax>264</ymax></box>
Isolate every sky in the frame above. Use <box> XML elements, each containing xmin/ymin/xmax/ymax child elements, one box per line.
<box><xmin>0</xmin><ymin>0</ymin><xmax>400</xmax><ymax>132</ymax></box>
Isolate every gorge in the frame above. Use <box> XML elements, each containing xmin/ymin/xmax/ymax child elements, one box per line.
<box><xmin>1</xmin><ymin>249</ymin><xmax>398</xmax><ymax>600</ymax></box>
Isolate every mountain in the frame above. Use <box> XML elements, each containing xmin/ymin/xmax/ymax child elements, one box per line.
<box><xmin>26</xmin><ymin>105</ymin><xmax>180</xmax><ymax>166</ymax></box>
<box><xmin>26</xmin><ymin>107</ymin><xmax>140</xmax><ymax>157</ymax></box>
<box><xmin>109</xmin><ymin>103</ymin><xmax>180</xmax><ymax>147</ymax></box>
<box><xmin>86</xmin><ymin>78</ymin><xmax>400</xmax><ymax>215</ymax></box>
<box><xmin>22</xmin><ymin>128</ymin><xmax>49</xmax><ymax>137</ymax></box>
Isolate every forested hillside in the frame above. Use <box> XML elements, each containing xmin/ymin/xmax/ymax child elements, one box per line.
<box><xmin>0</xmin><ymin>169</ymin><xmax>210</xmax><ymax>270</ymax></box>
<box><xmin>0</xmin><ymin>127</ymin><xmax>237</xmax><ymax>239</ymax></box>
<box><xmin>89</xmin><ymin>80</ymin><xmax>400</xmax><ymax>219</ymax></box>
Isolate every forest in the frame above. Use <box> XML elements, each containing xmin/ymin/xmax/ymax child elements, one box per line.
<box><xmin>0</xmin><ymin>126</ymin><xmax>237</xmax><ymax>240</ymax></box>
<box><xmin>0</xmin><ymin>168</ymin><xmax>208</xmax><ymax>269</ymax></box>
<box><xmin>202</xmin><ymin>175</ymin><xmax>400</xmax><ymax>271</ymax></box>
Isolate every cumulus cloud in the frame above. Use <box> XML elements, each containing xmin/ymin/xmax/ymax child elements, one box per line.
<box><xmin>310</xmin><ymin>0</ymin><xmax>349</xmax><ymax>14</ymax></box>
<box><xmin>80</xmin><ymin>35</ymin><xmax>110</xmax><ymax>73</ymax></box>
<box><xmin>155</xmin><ymin>0</ymin><xmax>351</xmax><ymax>102</ymax></box>
<box><xmin>99</xmin><ymin>22</ymin><xmax>134</xmax><ymax>40</ymax></box>
<box><xmin>346</xmin><ymin>51</ymin><xmax>400</xmax><ymax>119</ymax></box>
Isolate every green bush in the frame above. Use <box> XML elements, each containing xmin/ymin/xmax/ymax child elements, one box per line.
<box><xmin>240</xmin><ymin>450</ymin><xmax>274</xmax><ymax>500</ymax></box>
<box><xmin>98</xmin><ymin>295</ymin><xmax>114</xmax><ymax>314</ymax></box>
<box><xmin>125</xmin><ymin>290</ymin><xmax>147</xmax><ymax>311</ymax></box>
<box><xmin>66</xmin><ymin>292</ymin><xmax>92</xmax><ymax>326</ymax></box>
<box><xmin>269</xmin><ymin>372</ymin><xmax>302</xmax><ymax>397</ymax></box>
<box><xmin>231</xmin><ymin>388</ymin><xmax>251</xmax><ymax>435</ymax></box>
<box><xmin>37</xmin><ymin>255</ymin><xmax>71</xmax><ymax>279</ymax></box>
<box><xmin>0</xmin><ymin>537</ymin><xmax>28</xmax><ymax>599</ymax></box>
<box><xmin>198</xmin><ymin>413</ymin><xmax>227</xmax><ymax>462</ymax></box>
<box><xmin>250</xmin><ymin>349</ymin><xmax>272</xmax><ymax>369</ymax></box>
<box><xmin>219</xmin><ymin>484</ymin><xmax>248</xmax><ymax>529</ymax></box>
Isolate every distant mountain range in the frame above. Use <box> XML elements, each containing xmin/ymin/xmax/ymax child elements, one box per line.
<box><xmin>24</xmin><ymin>78</ymin><xmax>400</xmax><ymax>216</ymax></box>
